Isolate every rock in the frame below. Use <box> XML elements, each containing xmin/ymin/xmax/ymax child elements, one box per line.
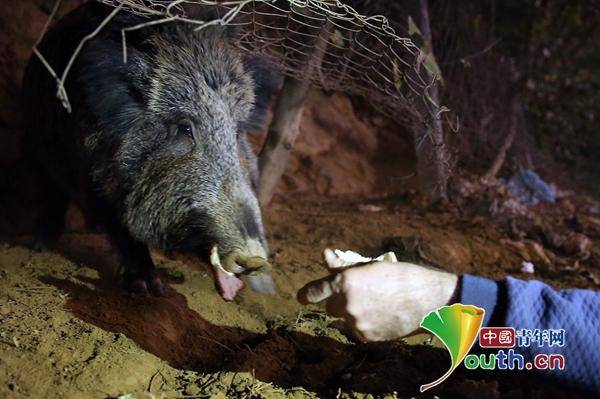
<box><xmin>520</xmin><ymin>261</ymin><xmax>535</xmax><ymax>274</ymax></box>
<box><xmin>358</xmin><ymin>204</ymin><xmax>384</xmax><ymax>212</ymax></box>
<box><xmin>421</xmin><ymin>237</ymin><xmax>473</xmax><ymax>267</ymax></box>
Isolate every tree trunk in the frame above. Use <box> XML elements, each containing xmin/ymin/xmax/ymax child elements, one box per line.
<box><xmin>258</xmin><ymin>77</ymin><xmax>310</xmax><ymax>206</ymax></box>
<box><xmin>258</xmin><ymin>21</ymin><xmax>332</xmax><ymax>206</ymax></box>
<box><xmin>483</xmin><ymin>95</ymin><xmax>521</xmax><ymax>180</ymax></box>
<box><xmin>414</xmin><ymin>108</ymin><xmax>448</xmax><ymax>201</ymax></box>
<box><xmin>414</xmin><ymin>0</ymin><xmax>449</xmax><ymax>201</ymax></box>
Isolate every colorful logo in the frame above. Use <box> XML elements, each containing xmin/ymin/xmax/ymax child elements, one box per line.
<box><xmin>419</xmin><ymin>305</ymin><xmax>566</xmax><ymax>392</ymax></box>
<box><xmin>419</xmin><ymin>304</ymin><xmax>485</xmax><ymax>392</ymax></box>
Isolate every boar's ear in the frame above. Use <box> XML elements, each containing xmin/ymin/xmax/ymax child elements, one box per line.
<box><xmin>78</xmin><ymin>38</ymin><xmax>151</xmax><ymax>135</ymax></box>
<box><xmin>242</xmin><ymin>55</ymin><xmax>282</xmax><ymax>131</ymax></box>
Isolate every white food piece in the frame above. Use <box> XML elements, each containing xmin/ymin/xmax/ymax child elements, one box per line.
<box><xmin>324</xmin><ymin>248</ymin><xmax>398</xmax><ymax>269</ymax></box>
<box><xmin>520</xmin><ymin>261</ymin><xmax>535</xmax><ymax>274</ymax></box>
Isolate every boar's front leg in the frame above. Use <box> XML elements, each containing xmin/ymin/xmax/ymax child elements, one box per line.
<box><xmin>107</xmin><ymin>223</ymin><xmax>165</xmax><ymax>296</ymax></box>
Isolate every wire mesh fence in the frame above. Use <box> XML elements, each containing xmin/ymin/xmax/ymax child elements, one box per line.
<box><xmin>39</xmin><ymin>0</ymin><xmax>445</xmax><ymax>127</ymax></box>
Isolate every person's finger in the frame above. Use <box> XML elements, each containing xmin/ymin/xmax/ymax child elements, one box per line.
<box><xmin>297</xmin><ymin>273</ymin><xmax>342</xmax><ymax>305</ymax></box>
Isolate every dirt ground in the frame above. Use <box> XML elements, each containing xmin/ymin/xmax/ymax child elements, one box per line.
<box><xmin>0</xmin><ymin>3</ymin><xmax>598</xmax><ymax>397</ymax></box>
<box><xmin>1</xmin><ymin>193</ymin><xmax>598</xmax><ymax>399</ymax></box>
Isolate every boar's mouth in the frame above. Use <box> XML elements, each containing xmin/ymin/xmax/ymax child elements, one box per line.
<box><xmin>206</xmin><ymin>243</ymin><xmax>276</xmax><ymax>295</ymax></box>
<box><xmin>209</xmin><ymin>244</ymin><xmax>271</xmax><ymax>277</ymax></box>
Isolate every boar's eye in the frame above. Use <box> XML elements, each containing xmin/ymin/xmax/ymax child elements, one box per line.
<box><xmin>169</xmin><ymin>121</ymin><xmax>196</xmax><ymax>145</ymax></box>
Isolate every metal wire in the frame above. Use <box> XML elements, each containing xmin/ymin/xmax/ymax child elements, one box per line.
<box><xmin>41</xmin><ymin>0</ymin><xmax>443</xmax><ymax>125</ymax></box>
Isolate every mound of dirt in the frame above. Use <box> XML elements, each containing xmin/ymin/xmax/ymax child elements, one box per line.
<box><xmin>247</xmin><ymin>89</ymin><xmax>416</xmax><ymax>199</ymax></box>
<box><xmin>0</xmin><ymin>2</ymin><xmax>598</xmax><ymax>398</ymax></box>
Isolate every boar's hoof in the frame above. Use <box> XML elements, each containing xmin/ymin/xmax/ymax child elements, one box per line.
<box><xmin>126</xmin><ymin>276</ymin><xmax>166</xmax><ymax>297</ymax></box>
<box><xmin>128</xmin><ymin>279</ymin><xmax>149</xmax><ymax>296</ymax></box>
<box><xmin>149</xmin><ymin>276</ymin><xmax>166</xmax><ymax>296</ymax></box>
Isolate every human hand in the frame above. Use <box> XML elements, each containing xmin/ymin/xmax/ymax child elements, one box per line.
<box><xmin>297</xmin><ymin>249</ymin><xmax>459</xmax><ymax>341</ymax></box>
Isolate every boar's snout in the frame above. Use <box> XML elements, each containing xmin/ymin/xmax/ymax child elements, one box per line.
<box><xmin>206</xmin><ymin>180</ymin><xmax>276</xmax><ymax>294</ymax></box>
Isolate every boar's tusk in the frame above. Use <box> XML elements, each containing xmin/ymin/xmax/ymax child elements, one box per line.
<box><xmin>210</xmin><ymin>245</ymin><xmax>236</xmax><ymax>277</ymax></box>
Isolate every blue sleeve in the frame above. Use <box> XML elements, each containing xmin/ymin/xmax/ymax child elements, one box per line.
<box><xmin>460</xmin><ymin>274</ymin><xmax>600</xmax><ymax>394</ymax></box>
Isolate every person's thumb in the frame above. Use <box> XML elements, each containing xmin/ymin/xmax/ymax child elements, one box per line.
<box><xmin>297</xmin><ymin>273</ymin><xmax>343</xmax><ymax>305</ymax></box>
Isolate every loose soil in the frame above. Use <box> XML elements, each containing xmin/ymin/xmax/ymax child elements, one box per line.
<box><xmin>1</xmin><ymin>195</ymin><xmax>598</xmax><ymax>399</ymax></box>
<box><xmin>1</xmin><ymin>2</ymin><xmax>598</xmax><ymax>398</ymax></box>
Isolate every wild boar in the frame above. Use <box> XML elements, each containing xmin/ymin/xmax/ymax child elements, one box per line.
<box><xmin>22</xmin><ymin>3</ymin><xmax>280</xmax><ymax>299</ymax></box>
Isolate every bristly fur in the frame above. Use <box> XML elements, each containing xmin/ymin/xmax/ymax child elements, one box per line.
<box><xmin>22</xmin><ymin>2</ymin><xmax>279</xmax><ymax>290</ymax></box>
